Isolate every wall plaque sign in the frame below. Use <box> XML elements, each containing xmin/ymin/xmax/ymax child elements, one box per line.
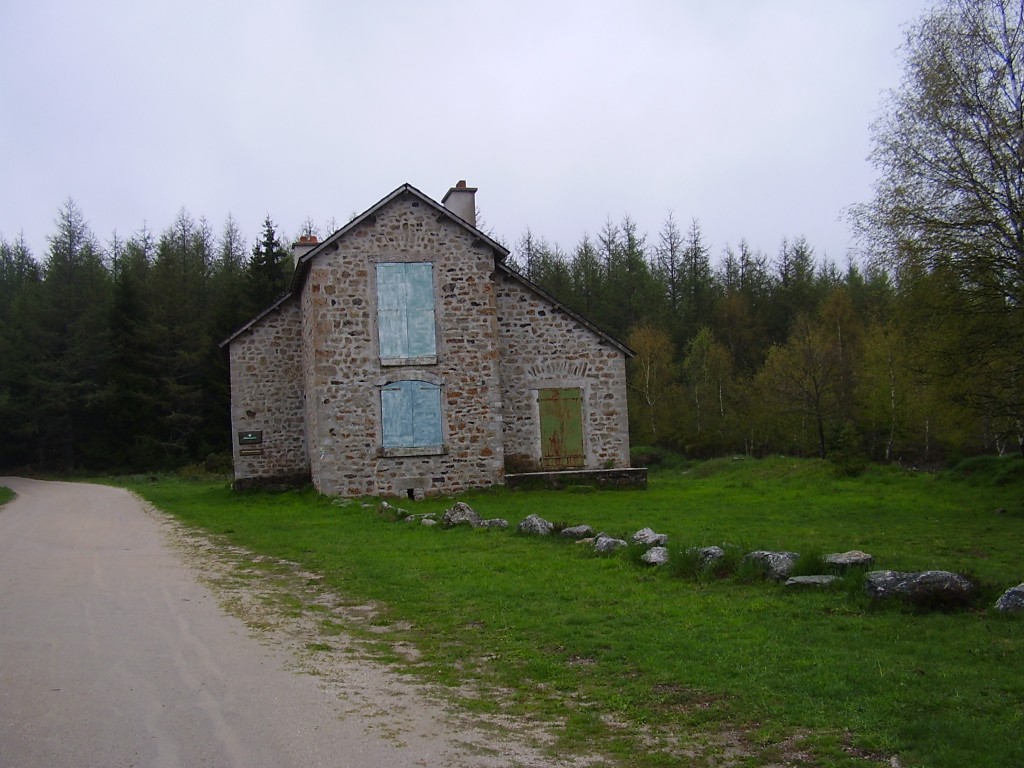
<box><xmin>238</xmin><ymin>430</ymin><xmax>263</xmax><ymax>445</ymax></box>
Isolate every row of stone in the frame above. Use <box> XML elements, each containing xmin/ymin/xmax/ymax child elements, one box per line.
<box><xmin>382</xmin><ymin>501</ymin><xmax>1024</xmax><ymax>613</ymax></box>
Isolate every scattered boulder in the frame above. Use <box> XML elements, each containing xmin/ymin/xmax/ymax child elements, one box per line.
<box><xmin>402</xmin><ymin>513</ymin><xmax>437</xmax><ymax>524</ymax></box>
<box><xmin>995</xmin><ymin>583</ymin><xmax>1024</xmax><ymax>612</ymax></box>
<box><xmin>593</xmin><ymin>534</ymin><xmax>628</xmax><ymax>553</ymax></box>
<box><xmin>695</xmin><ymin>545</ymin><xmax>726</xmax><ymax>566</ymax></box>
<box><xmin>642</xmin><ymin>546</ymin><xmax>670</xmax><ymax>566</ymax></box>
<box><xmin>421</xmin><ymin>518</ymin><xmax>438</xmax><ymax>527</ymax></box>
<box><xmin>785</xmin><ymin>575</ymin><xmax>838</xmax><ymax>588</ymax></box>
<box><xmin>745</xmin><ymin>551</ymin><xmax>800</xmax><ymax>581</ymax></box>
<box><xmin>560</xmin><ymin>524</ymin><xmax>595</xmax><ymax>539</ymax></box>
<box><xmin>378</xmin><ymin>500</ymin><xmax>408</xmax><ymax>518</ymax></box>
<box><xmin>516</xmin><ymin>514</ymin><xmax>554</xmax><ymax>536</ymax></box>
<box><xmin>477</xmin><ymin>518</ymin><xmax>509</xmax><ymax>530</ymax></box>
<box><xmin>825</xmin><ymin>550</ymin><xmax>874</xmax><ymax>570</ymax></box>
<box><xmin>442</xmin><ymin>502</ymin><xmax>482</xmax><ymax>528</ymax></box>
<box><xmin>864</xmin><ymin>570</ymin><xmax>975</xmax><ymax>609</ymax></box>
<box><xmin>631</xmin><ymin>527</ymin><xmax>668</xmax><ymax>547</ymax></box>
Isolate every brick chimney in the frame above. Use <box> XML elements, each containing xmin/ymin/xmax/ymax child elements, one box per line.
<box><xmin>441</xmin><ymin>180</ymin><xmax>477</xmax><ymax>227</ymax></box>
<box><xmin>291</xmin><ymin>234</ymin><xmax>318</xmax><ymax>265</ymax></box>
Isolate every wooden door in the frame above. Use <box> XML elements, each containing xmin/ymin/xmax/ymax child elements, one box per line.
<box><xmin>538</xmin><ymin>388</ymin><xmax>585</xmax><ymax>469</ymax></box>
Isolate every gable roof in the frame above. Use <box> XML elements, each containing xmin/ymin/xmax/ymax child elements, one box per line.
<box><xmin>220</xmin><ymin>183</ymin><xmax>504</xmax><ymax>348</ymax></box>
<box><xmin>221</xmin><ymin>183</ymin><xmax>632</xmax><ymax>356</ymax></box>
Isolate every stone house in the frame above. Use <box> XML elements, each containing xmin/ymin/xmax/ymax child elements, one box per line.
<box><xmin>222</xmin><ymin>181</ymin><xmax>634</xmax><ymax>498</ymax></box>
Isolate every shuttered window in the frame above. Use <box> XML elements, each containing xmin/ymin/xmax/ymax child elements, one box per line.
<box><xmin>381</xmin><ymin>380</ymin><xmax>442</xmax><ymax>449</ymax></box>
<box><xmin>377</xmin><ymin>263</ymin><xmax>436</xmax><ymax>361</ymax></box>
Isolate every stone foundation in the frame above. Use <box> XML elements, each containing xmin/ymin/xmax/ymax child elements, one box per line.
<box><xmin>504</xmin><ymin>468</ymin><xmax>647</xmax><ymax>491</ymax></box>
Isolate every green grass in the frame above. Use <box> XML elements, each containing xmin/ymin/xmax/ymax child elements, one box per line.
<box><xmin>122</xmin><ymin>456</ymin><xmax>1024</xmax><ymax>768</ymax></box>
<box><xmin>0</xmin><ymin>487</ymin><xmax>14</xmax><ymax>506</ymax></box>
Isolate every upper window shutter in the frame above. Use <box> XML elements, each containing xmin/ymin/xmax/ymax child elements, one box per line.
<box><xmin>377</xmin><ymin>264</ymin><xmax>407</xmax><ymax>359</ymax></box>
<box><xmin>377</xmin><ymin>263</ymin><xmax>435</xmax><ymax>359</ymax></box>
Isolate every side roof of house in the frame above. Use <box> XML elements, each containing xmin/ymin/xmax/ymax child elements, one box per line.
<box><xmin>219</xmin><ymin>183</ymin><xmax>632</xmax><ymax>356</ymax></box>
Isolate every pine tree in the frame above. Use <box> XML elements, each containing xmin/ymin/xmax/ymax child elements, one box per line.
<box><xmin>678</xmin><ymin>219</ymin><xmax>715</xmax><ymax>344</ymax></box>
<box><xmin>654</xmin><ymin>212</ymin><xmax>684</xmax><ymax>320</ymax></box>
<box><xmin>0</xmin><ymin>235</ymin><xmax>41</xmax><ymax>466</ymax></box>
<box><xmin>568</xmin><ymin>235</ymin><xmax>605</xmax><ymax>319</ymax></box>
<box><xmin>147</xmin><ymin>210</ymin><xmax>213</xmax><ymax>464</ymax></box>
<box><xmin>95</xmin><ymin>227</ymin><xmax>163</xmax><ymax>468</ymax></box>
<box><xmin>0</xmin><ymin>234</ymin><xmax>39</xmax><ymax>317</ymax></box>
<box><xmin>246</xmin><ymin>215</ymin><xmax>290</xmax><ymax>313</ymax></box>
<box><xmin>25</xmin><ymin>200</ymin><xmax>112</xmax><ymax>469</ymax></box>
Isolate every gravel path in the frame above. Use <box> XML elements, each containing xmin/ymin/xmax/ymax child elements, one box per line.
<box><xmin>0</xmin><ymin>477</ymin><xmax>587</xmax><ymax>768</ymax></box>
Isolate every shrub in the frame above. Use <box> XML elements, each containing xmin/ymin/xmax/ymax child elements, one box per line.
<box><xmin>669</xmin><ymin>543</ymin><xmax>746</xmax><ymax>582</ymax></box>
<box><xmin>790</xmin><ymin>550</ymin><xmax>827</xmax><ymax>578</ymax></box>
<box><xmin>735</xmin><ymin>554</ymin><xmax>769</xmax><ymax>584</ymax></box>
<box><xmin>630</xmin><ymin>446</ymin><xmax>688</xmax><ymax>470</ymax></box>
<box><xmin>669</xmin><ymin>546</ymin><xmax>705</xmax><ymax>579</ymax></box>
<box><xmin>204</xmin><ymin>452</ymin><xmax>234</xmax><ymax>474</ymax></box>
<box><xmin>944</xmin><ymin>455</ymin><xmax>1024</xmax><ymax>486</ymax></box>
<box><xmin>829</xmin><ymin>422</ymin><xmax>868</xmax><ymax>477</ymax></box>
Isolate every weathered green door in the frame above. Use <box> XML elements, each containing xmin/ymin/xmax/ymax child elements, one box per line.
<box><xmin>538</xmin><ymin>388</ymin><xmax>585</xmax><ymax>469</ymax></box>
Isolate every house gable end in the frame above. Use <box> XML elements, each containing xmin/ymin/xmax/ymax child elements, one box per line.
<box><xmin>290</xmin><ymin>183</ymin><xmax>508</xmax><ymax>298</ymax></box>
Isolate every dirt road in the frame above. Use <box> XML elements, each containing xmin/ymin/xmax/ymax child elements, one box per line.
<box><xmin>0</xmin><ymin>478</ymin><xmax>565</xmax><ymax>768</ymax></box>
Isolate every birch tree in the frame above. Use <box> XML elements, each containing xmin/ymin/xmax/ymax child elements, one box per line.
<box><xmin>856</xmin><ymin>0</ymin><xmax>1024</xmax><ymax>452</ymax></box>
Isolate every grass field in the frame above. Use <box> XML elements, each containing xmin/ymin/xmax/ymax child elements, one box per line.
<box><xmin>125</xmin><ymin>457</ymin><xmax>1023</xmax><ymax>768</ymax></box>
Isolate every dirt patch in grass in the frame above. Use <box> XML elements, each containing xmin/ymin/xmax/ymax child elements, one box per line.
<box><xmin>147</xmin><ymin>501</ymin><xmax>819</xmax><ymax>768</ymax></box>
<box><xmin>153</xmin><ymin>505</ymin><xmax>611</xmax><ymax>768</ymax></box>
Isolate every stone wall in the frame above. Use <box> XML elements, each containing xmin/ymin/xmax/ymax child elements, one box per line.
<box><xmin>228</xmin><ymin>299</ymin><xmax>309</xmax><ymax>486</ymax></box>
<box><xmin>300</xmin><ymin>192</ymin><xmax>505</xmax><ymax>497</ymax></box>
<box><xmin>496</xmin><ymin>272</ymin><xmax>631</xmax><ymax>469</ymax></box>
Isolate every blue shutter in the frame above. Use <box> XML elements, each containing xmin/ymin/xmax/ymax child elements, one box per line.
<box><xmin>377</xmin><ymin>263</ymin><xmax>435</xmax><ymax>359</ymax></box>
<box><xmin>412</xmin><ymin>383</ymin><xmax>442</xmax><ymax>446</ymax></box>
<box><xmin>381</xmin><ymin>383</ymin><xmax>413</xmax><ymax>447</ymax></box>
<box><xmin>405</xmin><ymin>264</ymin><xmax>436</xmax><ymax>357</ymax></box>
<box><xmin>377</xmin><ymin>264</ymin><xmax>406</xmax><ymax>359</ymax></box>
<box><xmin>381</xmin><ymin>380</ymin><xmax>442</xmax><ymax>448</ymax></box>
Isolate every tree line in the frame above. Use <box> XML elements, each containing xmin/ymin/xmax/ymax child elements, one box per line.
<box><xmin>0</xmin><ymin>197</ymin><xmax>1009</xmax><ymax>474</ymax></box>
<box><xmin>0</xmin><ymin>203</ymin><xmax>292</xmax><ymax>471</ymax></box>
<box><xmin>512</xmin><ymin>215</ymin><xmax>1016</xmax><ymax>465</ymax></box>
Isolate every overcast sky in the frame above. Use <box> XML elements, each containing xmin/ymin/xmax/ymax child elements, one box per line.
<box><xmin>1</xmin><ymin>1</ymin><xmax>931</xmax><ymax>268</ymax></box>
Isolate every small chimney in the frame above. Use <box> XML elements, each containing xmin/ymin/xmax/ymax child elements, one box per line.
<box><xmin>292</xmin><ymin>234</ymin><xmax>319</xmax><ymax>265</ymax></box>
<box><xmin>441</xmin><ymin>179</ymin><xmax>477</xmax><ymax>228</ymax></box>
